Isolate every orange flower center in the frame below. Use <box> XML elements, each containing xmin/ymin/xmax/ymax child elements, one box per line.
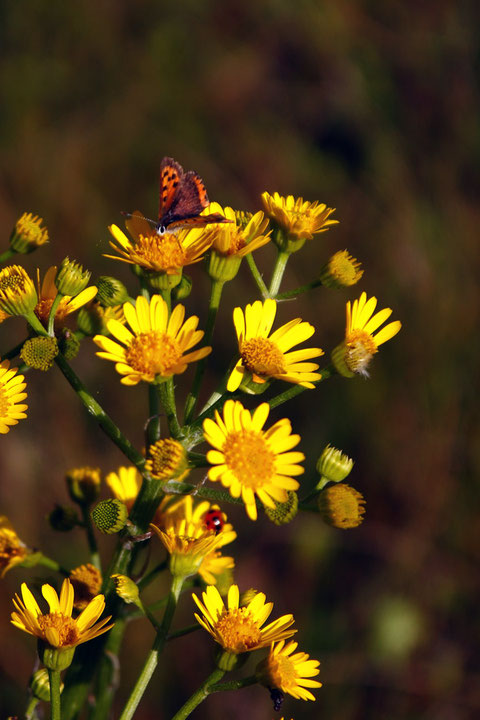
<box><xmin>132</xmin><ymin>234</ymin><xmax>186</xmax><ymax>271</ymax></box>
<box><xmin>38</xmin><ymin>612</ymin><xmax>80</xmax><ymax>647</ymax></box>
<box><xmin>216</xmin><ymin>608</ymin><xmax>262</xmax><ymax>653</ymax></box>
<box><xmin>223</xmin><ymin>430</ymin><xmax>275</xmax><ymax>488</ymax></box>
<box><xmin>126</xmin><ymin>331</ymin><xmax>182</xmax><ymax>377</ymax></box>
<box><xmin>240</xmin><ymin>338</ymin><xmax>287</xmax><ymax>378</ymax></box>
<box><xmin>35</xmin><ymin>297</ymin><xmax>69</xmax><ymax>326</ymax></box>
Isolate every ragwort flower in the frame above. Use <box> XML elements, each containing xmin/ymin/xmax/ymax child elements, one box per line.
<box><xmin>227</xmin><ymin>299</ymin><xmax>323</xmax><ymax>392</ymax></box>
<box><xmin>10</xmin><ymin>212</ymin><xmax>49</xmax><ymax>254</ymax></box>
<box><xmin>261</xmin><ymin>191</ymin><xmax>337</xmax><ymax>247</ymax></box>
<box><xmin>331</xmin><ymin>292</ymin><xmax>401</xmax><ymax>377</ymax></box>
<box><xmin>34</xmin><ymin>267</ymin><xmax>97</xmax><ymax>329</ymax></box>
<box><xmin>0</xmin><ymin>516</ymin><xmax>28</xmax><ymax>578</ymax></box>
<box><xmin>0</xmin><ymin>360</ymin><xmax>28</xmax><ymax>434</ymax></box>
<box><xmin>257</xmin><ymin>640</ymin><xmax>322</xmax><ymax>701</ymax></box>
<box><xmin>93</xmin><ymin>295</ymin><xmax>211</xmax><ymax>385</ymax></box>
<box><xmin>193</xmin><ymin>584</ymin><xmax>296</xmax><ymax>654</ymax></box>
<box><xmin>203</xmin><ymin>400</ymin><xmax>304</xmax><ymax>520</ymax></box>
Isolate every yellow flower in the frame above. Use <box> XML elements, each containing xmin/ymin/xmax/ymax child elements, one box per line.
<box><xmin>106</xmin><ymin>217</ymin><xmax>213</xmax><ymax>275</ymax></box>
<box><xmin>69</xmin><ymin>564</ymin><xmax>103</xmax><ymax>610</ymax></box>
<box><xmin>11</xmin><ymin>578</ymin><xmax>113</xmax><ymax>648</ymax></box>
<box><xmin>207</xmin><ymin>203</ymin><xmax>272</xmax><ymax>258</ymax></box>
<box><xmin>262</xmin><ymin>191</ymin><xmax>337</xmax><ymax>243</ymax></box>
<box><xmin>0</xmin><ymin>360</ymin><xmax>28</xmax><ymax>434</ymax></box>
<box><xmin>331</xmin><ymin>292</ymin><xmax>401</xmax><ymax>377</ymax></box>
<box><xmin>228</xmin><ymin>299</ymin><xmax>323</xmax><ymax>392</ymax></box>
<box><xmin>10</xmin><ymin>212</ymin><xmax>49</xmax><ymax>253</ymax></box>
<box><xmin>93</xmin><ymin>295</ymin><xmax>211</xmax><ymax>385</ymax></box>
<box><xmin>144</xmin><ymin>438</ymin><xmax>190</xmax><ymax>482</ymax></box>
<box><xmin>0</xmin><ymin>265</ymin><xmax>38</xmax><ymax>316</ymax></box>
<box><xmin>34</xmin><ymin>267</ymin><xmax>97</xmax><ymax>329</ymax></box>
<box><xmin>203</xmin><ymin>400</ymin><xmax>304</xmax><ymax>521</ymax></box>
<box><xmin>0</xmin><ymin>516</ymin><xmax>28</xmax><ymax>578</ymax></box>
<box><xmin>257</xmin><ymin>640</ymin><xmax>322</xmax><ymax>701</ymax></box>
<box><xmin>318</xmin><ymin>483</ymin><xmax>366</xmax><ymax>528</ymax></box>
<box><xmin>105</xmin><ymin>466</ymin><xmax>141</xmax><ymax>511</ymax></box>
<box><xmin>319</xmin><ymin>250</ymin><xmax>363</xmax><ymax>288</ymax></box>
<box><xmin>193</xmin><ymin>584</ymin><xmax>296</xmax><ymax>654</ymax></box>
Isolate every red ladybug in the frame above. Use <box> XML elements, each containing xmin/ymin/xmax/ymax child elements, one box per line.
<box><xmin>204</xmin><ymin>509</ymin><xmax>225</xmax><ymax>535</ymax></box>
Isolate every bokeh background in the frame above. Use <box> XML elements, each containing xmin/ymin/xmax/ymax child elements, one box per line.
<box><xmin>1</xmin><ymin>1</ymin><xmax>479</xmax><ymax>718</ymax></box>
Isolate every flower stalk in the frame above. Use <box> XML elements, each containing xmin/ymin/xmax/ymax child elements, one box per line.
<box><xmin>171</xmin><ymin>667</ymin><xmax>226</xmax><ymax>720</ymax></box>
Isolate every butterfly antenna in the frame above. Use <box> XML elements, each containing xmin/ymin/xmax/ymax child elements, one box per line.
<box><xmin>120</xmin><ymin>210</ymin><xmax>157</xmax><ymax>228</ymax></box>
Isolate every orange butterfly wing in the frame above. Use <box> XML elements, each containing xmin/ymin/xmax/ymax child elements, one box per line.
<box><xmin>159</xmin><ymin>157</ymin><xmax>184</xmax><ymax>218</ymax></box>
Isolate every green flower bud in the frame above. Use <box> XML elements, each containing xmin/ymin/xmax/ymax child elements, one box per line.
<box><xmin>57</xmin><ymin>329</ymin><xmax>81</xmax><ymax>360</ymax></box>
<box><xmin>172</xmin><ymin>274</ymin><xmax>192</xmax><ymax>300</ymax></box>
<box><xmin>31</xmin><ymin>668</ymin><xmax>64</xmax><ymax>702</ymax></box>
<box><xmin>96</xmin><ymin>276</ymin><xmax>129</xmax><ymax>307</ymax></box>
<box><xmin>316</xmin><ymin>445</ymin><xmax>354</xmax><ymax>486</ymax></box>
<box><xmin>55</xmin><ymin>258</ymin><xmax>91</xmax><ymax>296</ymax></box>
<box><xmin>91</xmin><ymin>499</ymin><xmax>128</xmax><ymax>534</ymax></box>
<box><xmin>66</xmin><ymin>466</ymin><xmax>101</xmax><ymax>505</ymax></box>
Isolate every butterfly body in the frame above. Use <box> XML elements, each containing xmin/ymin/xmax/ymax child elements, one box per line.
<box><xmin>123</xmin><ymin>157</ymin><xmax>230</xmax><ymax>236</ymax></box>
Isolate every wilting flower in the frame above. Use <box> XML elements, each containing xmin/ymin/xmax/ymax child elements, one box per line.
<box><xmin>34</xmin><ymin>267</ymin><xmax>97</xmax><ymax>329</ymax></box>
<box><xmin>256</xmin><ymin>640</ymin><xmax>322</xmax><ymax>701</ymax></box>
<box><xmin>0</xmin><ymin>360</ymin><xmax>28</xmax><ymax>434</ymax></box>
<box><xmin>261</xmin><ymin>192</ymin><xmax>337</xmax><ymax>246</ymax></box>
<box><xmin>227</xmin><ymin>299</ymin><xmax>323</xmax><ymax>392</ymax></box>
<box><xmin>203</xmin><ymin>400</ymin><xmax>304</xmax><ymax>521</ymax></box>
<box><xmin>0</xmin><ymin>516</ymin><xmax>28</xmax><ymax>578</ymax></box>
<box><xmin>318</xmin><ymin>484</ymin><xmax>366</xmax><ymax>528</ymax></box>
<box><xmin>106</xmin><ymin>217</ymin><xmax>214</xmax><ymax>275</ymax></box>
<box><xmin>331</xmin><ymin>292</ymin><xmax>401</xmax><ymax>377</ymax></box>
<box><xmin>94</xmin><ymin>295</ymin><xmax>211</xmax><ymax>385</ymax></box>
<box><xmin>11</xmin><ymin>578</ymin><xmax>113</xmax><ymax>649</ymax></box>
<box><xmin>193</xmin><ymin>584</ymin><xmax>296</xmax><ymax>654</ymax></box>
<box><xmin>69</xmin><ymin>564</ymin><xmax>103</xmax><ymax>610</ymax></box>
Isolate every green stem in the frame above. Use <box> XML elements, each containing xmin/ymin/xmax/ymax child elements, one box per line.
<box><xmin>1</xmin><ymin>339</ymin><xmax>27</xmax><ymax>361</ymax></box>
<box><xmin>245</xmin><ymin>253</ymin><xmax>269</xmax><ymax>297</ymax></box>
<box><xmin>146</xmin><ymin>384</ymin><xmax>162</xmax><ymax>448</ymax></box>
<box><xmin>184</xmin><ymin>279</ymin><xmax>224</xmax><ymax>424</ymax></box>
<box><xmin>275</xmin><ymin>278</ymin><xmax>323</xmax><ymax>300</ymax></box>
<box><xmin>48</xmin><ymin>669</ymin><xmax>62</xmax><ymax>720</ymax></box>
<box><xmin>171</xmin><ymin>667</ymin><xmax>226</xmax><ymax>720</ymax></box>
<box><xmin>209</xmin><ymin>675</ymin><xmax>258</xmax><ymax>692</ymax></box>
<box><xmin>160</xmin><ymin>287</ymin><xmax>171</xmax><ymax>312</ymax></box>
<box><xmin>138</xmin><ymin>559</ymin><xmax>168</xmax><ymax>590</ymax></box>
<box><xmin>268</xmin><ymin>364</ymin><xmax>334</xmax><ymax>410</ymax></box>
<box><xmin>88</xmin><ymin>616</ymin><xmax>127</xmax><ymax>720</ymax></box>
<box><xmin>80</xmin><ymin>504</ymin><xmax>101</xmax><ymax>571</ymax></box>
<box><xmin>167</xmin><ymin>623</ymin><xmax>200</xmax><ymax>641</ymax></box>
<box><xmin>158</xmin><ymin>381</ymin><xmax>182</xmax><ymax>439</ymax></box>
<box><xmin>0</xmin><ymin>247</ymin><xmax>16</xmax><ymax>264</ymax></box>
<box><xmin>47</xmin><ymin>293</ymin><xmax>63</xmax><ymax>336</ymax></box>
<box><xmin>25</xmin><ymin>696</ymin><xmax>39</xmax><ymax>720</ymax></box>
<box><xmin>268</xmin><ymin>250</ymin><xmax>290</xmax><ymax>297</ymax></box>
<box><xmin>118</xmin><ymin>575</ymin><xmax>184</xmax><ymax>720</ymax></box>
<box><xmin>35</xmin><ymin>553</ymin><xmax>69</xmax><ymax>575</ymax></box>
<box><xmin>54</xmin><ymin>354</ymin><xmax>144</xmax><ymax>469</ymax></box>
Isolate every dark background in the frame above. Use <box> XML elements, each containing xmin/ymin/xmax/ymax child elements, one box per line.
<box><xmin>1</xmin><ymin>1</ymin><xmax>479</xmax><ymax>718</ymax></box>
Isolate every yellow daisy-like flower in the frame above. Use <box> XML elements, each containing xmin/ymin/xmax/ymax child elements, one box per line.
<box><xmin>203</xmin><ymin>400</ymin><xmax>304</xmax><ymax>521</ymax></box>
<box><xmin>193</xmin><ymin>584</ymin><xmax>296</xmax><ymax>654</ymax></box>
<box><xmin>0</xmin><ymin>516</ymin><xmax>28</xmax><ymax>578</ymax></box>
<box><xmin>10</xmin><ymin>212</ymin><xmax>49</xmax><ymax>253</ymax></box>
<box><xmin>11</xmin><ymin>578</ymin><xmax>113</xmax><ymax>648</ymax></box>
<box><xmin>34</xmin><ymin>267</ymin><xmax>98</xmax><ymax>330</ymax></box>
<box><xmin>0</xmin><ymin>360</ymin><xmax>28</xmax><ymax>434</ymax></box>
<box><xmin>262</xmin><ymin>191</ymin><xmax>337</xmax><ymax>244</ymax></box>
<box><xmin>227</xmin><ymin>299</ymin><xmax>323</xmax><ymax>392</ymax></box>
<box><xmin>331</xmin><ymin>292</ymin><xmax>402</xmax><ymax>378</ymax></box>
<box><xmin>257</xmin><ymin>640</ymin><xmax>322</xmax><ymax>701</ymax></box>
<box><xmin>198</xmin><ymin>549</ymin><xmax>235</xmax><ymax>587</ymax></box>
<box><xmin>93</xmin><ymin>295</ymin><xmax>211</xmax><ymax>385</ymax></box>
<box><xmin>0</xmin><ymin>265</ymin><xmax>38</xmax><ymax>316</ymax></box>
<box><xmin>105</xmin><ymin>466</ymin><xmax>141</xmax><ymax>511</ymax></box>
<box><xmin>105</xmin><ymin>216</ymin><xmax>214</xmax><ymax>275</ymax></box>
<box><xmin>207</xmin><ymin>203</ymin><xmax>272</xmax><ymax>258</ymax></box>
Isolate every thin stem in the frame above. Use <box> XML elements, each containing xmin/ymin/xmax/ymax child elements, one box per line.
<box><xmin>268</xmin><ymin>364</ymin><xmax>335</xmax><ymax>410</ymax></box>
<box><xmin>48</xmin><ymin>669</ymin><xmax>62</xmax><ymax>720</ymax></box>
<box><xmin>167</xmin><ymin>623</ymin><xmax>200</xmax><ymax>641</ymax></box>
<box><xmin>25</xmin><ymin>696</ymin><xmax>39</xmax><ymax>720</ymax></box>
<box><xmin>245</xmin><ymin>253</ymin><xmax>269</xmax><ymax>297</ymax></box>
<box><xmin>160</xmin><ymin>287</ymin><xmax>171</xmax><ymax>312</ymax></box>
<box><xmin>80</xmin><ymin>504</ymin><xmax>101</xmax><ymax>571</ymax></box>
<box><xmin>137</xmin><ymin>559</ymin><xmax>168</xmax><ymax>591</ymax></box>
<box><xmin>158</xmin><ymin>381</ymin><xmax>182</xmax><ymax>439</ymax></box>
<box><xmin>1</xmin><ymin>339</ymin><xmax>27</xmax><ymax>361</ymax></box>
<box><xmin>54</xmin><ymin>354</ymin><xmax>144</xmax><ymax>469</ymax></box>
<box><xmin>118</xmin><ymin>575</ymin><xmax>184</xmax><ymax>720</ymax></box>
<box><xmin>209</xmin><ymin>675</ymin><xmax>258</xmax><ymax>692</ymax></box>
<box><xmin>0</xmin><ymin>247</ymin><xmax>16</xmax><ymax>264</ymax></box>
<box><xmin>171</xmin><ymin>667</ymin><xmax>226</xmax><ymax>720</ymax></box>
<box><xmin>47</xmin><ymin>293</ymin><xmax>63</xmax><ymax>336</ymax></box>
<box><xmin>36</xmin><ymin>553</ymin><xmax>69</xmax><ymax>575</ymax></box>
<box><xmin>146</xmin><ymin>384</ymin><xmax>162</xmax><ymax>449</ymax></box>
<box><xmin>268</xmin><ymin>250</ymin><xmax>290</xmax><ymax>297</ymax></box>
<box><xmin>275</xmin><ymin>278</ymin><xmax>323</xmax><ymax>300</ymax></box>
<box><xmin>88</xmin><ymin>616</ymin><xmax>127</xmax><ymax>720</ymax></box>
<box><xmin>184</xmin><ymin>279</ymin><xmax>224</xmax><ymax>424</ymax></box>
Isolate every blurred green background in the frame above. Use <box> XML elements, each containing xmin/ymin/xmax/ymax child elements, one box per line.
<box><xmin>1</xmin><ymin>1</ymin><xmax>479</xmax><ymax>718</ymax></box>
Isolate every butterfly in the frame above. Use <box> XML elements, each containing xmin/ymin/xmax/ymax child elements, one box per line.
<box><xmin>123</xmin><ymin>156</ymin><xmax>231</xmax><ymax>236</ymax></box>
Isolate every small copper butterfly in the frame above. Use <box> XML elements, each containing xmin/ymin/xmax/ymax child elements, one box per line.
<box><xmin>123</xmin><ymin>156</ymin><xmax>231</xmax><ymax>236</ymax></box>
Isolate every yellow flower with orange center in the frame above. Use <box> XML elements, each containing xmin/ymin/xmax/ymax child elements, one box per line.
<box><xmin>206</xmin><ymin>203</ymin><xmax>272</xmax><ymax>258</ymax></box>
<box><xmin>331</xmin><ymin>292</ymin><xmax>401</xmax><ymax>377</ymax></box>
<box><xmin>11</xmin><ymin>578</ymin><xmax>113</xmax><ymax>649</ymax></box>
<box><xmin>0</xmin><ymin>360</ymin><xmax>28</xmax><ymax>434</ymax></box>
<box><xmin>261</xmin><ymin>191</ymin><xmax>337</xmax><ymax>243</ymax></box>
<box><xmin>227</xmin><ymin>299</ymin><xmax>323</xmax><ymax>392</ymax></box>
<box><xmin>105</xmin><ymin>215</ymin><xmax>214</xmax><ymax>275</ymax></box>
<box><xmin>34</xmin><ymin>267</ymin><xmax>97</xmax><ymax>329</ymax></box>
<box><xmin>256</xmin><ymin>640</ymin><xmax>322</xmax><ymax>701</ymax></box>
<box><xmin>193</xmin><ymin>584</ymin><xmax>296</xmax><ymax>654</ymax></box>
<box><xmin>203</xmin><ymin>400</ymin><xmax>304</xmax><ymax>521</ymax></box>
<box><xmin>93</xmin><ymin>295</ymin><xmax>211</xmax><ymax>385</ymax></box>
<box><xmin>0</xmin><ymin>516</ymin><xmax>28</xmax><ymax>578</ymax></box>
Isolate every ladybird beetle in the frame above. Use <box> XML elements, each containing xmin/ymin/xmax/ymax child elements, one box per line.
<box><xmin>204</xmin><ymin>509</ymin><xmax>225</xmax><ymax>534</ymax></box>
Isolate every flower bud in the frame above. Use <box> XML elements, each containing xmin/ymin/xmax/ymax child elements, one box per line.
<box><xmin>96</xmin><ymin>276</ymin><xmax>129</xmax><ymax>307</ymax></box>
<box><xmin>57</xmin><ymin>328</ymin><xmax>81</xmax><ymax>360</ymax></box>
<box><xmin>20</xmin><ymin>336</ymin><xmax>58</xmax><ymax>371</ymax></box>
<box><xmin>111</xmin><ymin>574</ymin><xmax>142</xmax><ymax>608</ymax></box>
<box><xmin>66</xmin><ymin>467</ymin><xmax>101</xmax><ymax>505</ymax></box>
<box><xmin>31</xmin><ymin>668</ymin><xmax>64</xmax><ymax>702</ymax></box>
<box><xmin>172</xmin><ymin>274</ymin><xmax>192</xmax><ymax>300</ymax></box>
<box><xmin>319</xmin><ymin>250</ymin><xmax>363</xmax><ymax>288</ymax></box>
<box><xmin>10</xmin><ymin>213</ymin><xmax>49</xmax><ymax>254</ymax></box>
<box><xmin>318</xmin><ymin>484</ymin><xmax>366</xmax><ymax>529</ymax></box>
<box><xmin>264</xmin><ymin>491</ymin><xmax>298</xmax><ymax>525</ymax></box>
<box><xmin>55</xmin><ymin>258</ymin><xmax>91</xmax><ymax>296</ymax></box>
<box><xmin>47</xmin><ymin>505</ymin><xmax>79</xmax><ymax>532</ymax></box>
<box><xmin>91</xmin><ymin>499</ymin><xmax>128</xmax><ymax>534</ymax></box>
<box><xmin>316</xmin><ymin>445</ymin><xmax>353</xmax><ymax>485</ymax></box>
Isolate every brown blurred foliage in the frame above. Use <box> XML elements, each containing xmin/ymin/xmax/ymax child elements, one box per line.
<box><xmin>1</xmin><ymin>1</ymin><xmax>480</xmax><ymax>718</ymax></box>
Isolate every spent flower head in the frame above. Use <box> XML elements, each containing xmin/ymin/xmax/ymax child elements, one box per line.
<box><xmin>69</xmin><ymin>564</ymin><xmax>103</xmax><ymax>610</ymax></box>
<box><xmin>228</xmin><ymin>299</ymin><xmax>323</xmax><ymax>392</ymax></box>
<box><xmin>10</xmin><ymin>212</ymin><xmax>49</xmax><ymax>254</ymax></box>
<box><xmin>203</xmin><ymin>400</ymin><xmax>304</xmax><ymax>521</ymax></box>
<box><xmin>318</xmin><ymin>484</ymin><xmax>366</xmax><ymax>528</ymax></box>
<box><xmin>94</xmin><ymin>295</ymin><xmax>211</xmax><ymax>385</ymax></box>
